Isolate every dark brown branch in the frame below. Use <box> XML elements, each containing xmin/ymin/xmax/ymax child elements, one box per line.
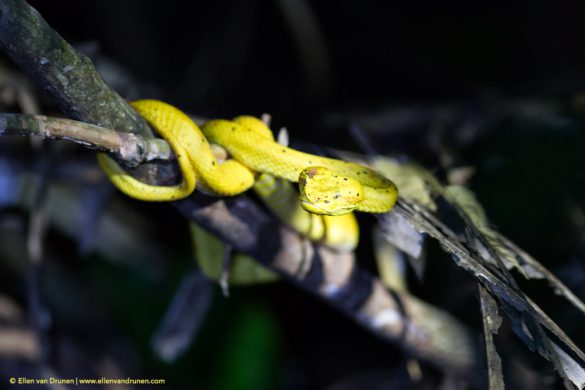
<box><xmin>175</xmin><ymin>195</ymin><xmax>475</xmax><ymax>373</ymax></box>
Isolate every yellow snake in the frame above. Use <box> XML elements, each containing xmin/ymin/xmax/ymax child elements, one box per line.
<box><xmin>98</xmin><ymin>100</ymin><xmax>398</xmax><ymax>284</ymax></box>
<box><xmin>97</xmin><ymin>100</ymin><xmax>398</xmax><ymax>216</ymax></box>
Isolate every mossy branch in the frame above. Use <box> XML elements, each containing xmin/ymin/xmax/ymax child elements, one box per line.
<box><xmin>0</xmin><ymin>0</ymin><xmax>150</xmax><ymax>136</ymax></box>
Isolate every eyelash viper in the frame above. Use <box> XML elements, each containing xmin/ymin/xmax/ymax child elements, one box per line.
<box><xmin>97</xmin><ymin>99</ymin><xmax>398</xmax><ymax>217</ymax></box>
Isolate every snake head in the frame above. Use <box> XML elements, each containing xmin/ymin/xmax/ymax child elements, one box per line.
<box><xmin>298</xmin><ymin>166</ymin><xmax>364</xmax><ymax>216</ymax></box>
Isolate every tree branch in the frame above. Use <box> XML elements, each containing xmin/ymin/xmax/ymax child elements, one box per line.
<box><xmin>175</xmin><ymin>194</ymin><xmax>475</xmax><ymax>373</ymax></box>
<box><xmin>0</xmin><ymin>113</ymin><xmax>171</xmax><ymax>166</ymax></box>
<box><xmin>0</xmin><ymin>0</ymin><xmax>476</xmax><ymax>374</ymax></box>
<box><xmin>0</xmin><ymin>0</ymin><xmax>150</xmax><ymax>136</ymax></box>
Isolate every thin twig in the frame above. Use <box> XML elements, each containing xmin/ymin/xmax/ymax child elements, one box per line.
<box><xmin>0</xmin><ymin>113</ymin><xmax>171</xmax><ymax>166</ymax></box>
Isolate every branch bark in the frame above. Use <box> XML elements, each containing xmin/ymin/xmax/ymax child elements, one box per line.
<box><xmin>0</xmin><ymin>113</ymin><xmax>171</xmax><ymax>165</ymax></box>
<box><xmin>175</xmin><ymin>194</ymin><xmax>475</xmax><ymax>373</ymax></box>
<box><xmin>0</xmin><ymin>0</ymin><xmax>476</xmax><ymax>374</ymax></box>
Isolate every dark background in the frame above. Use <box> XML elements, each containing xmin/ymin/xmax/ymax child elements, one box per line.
<box><xmin>2</xmin><ymin>0</ymin><xmax>585</xmax><ymax>388</ymax></box>
<box><xmin>30</xmin><ymin>1</ymin><xmax>585</xmax><ymax>116</ymax></box>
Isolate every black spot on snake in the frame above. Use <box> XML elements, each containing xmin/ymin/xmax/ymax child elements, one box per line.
<box><xmin>305</xmin><ymin>167</ymin><xmax>318</xmax><ymax>178</ymax></box>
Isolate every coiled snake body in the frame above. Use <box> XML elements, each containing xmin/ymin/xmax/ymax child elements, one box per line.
<box><xmin>98</xmin><ymin>99</ymin><xmax>398</xmax><ymax>218</ymax></box>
